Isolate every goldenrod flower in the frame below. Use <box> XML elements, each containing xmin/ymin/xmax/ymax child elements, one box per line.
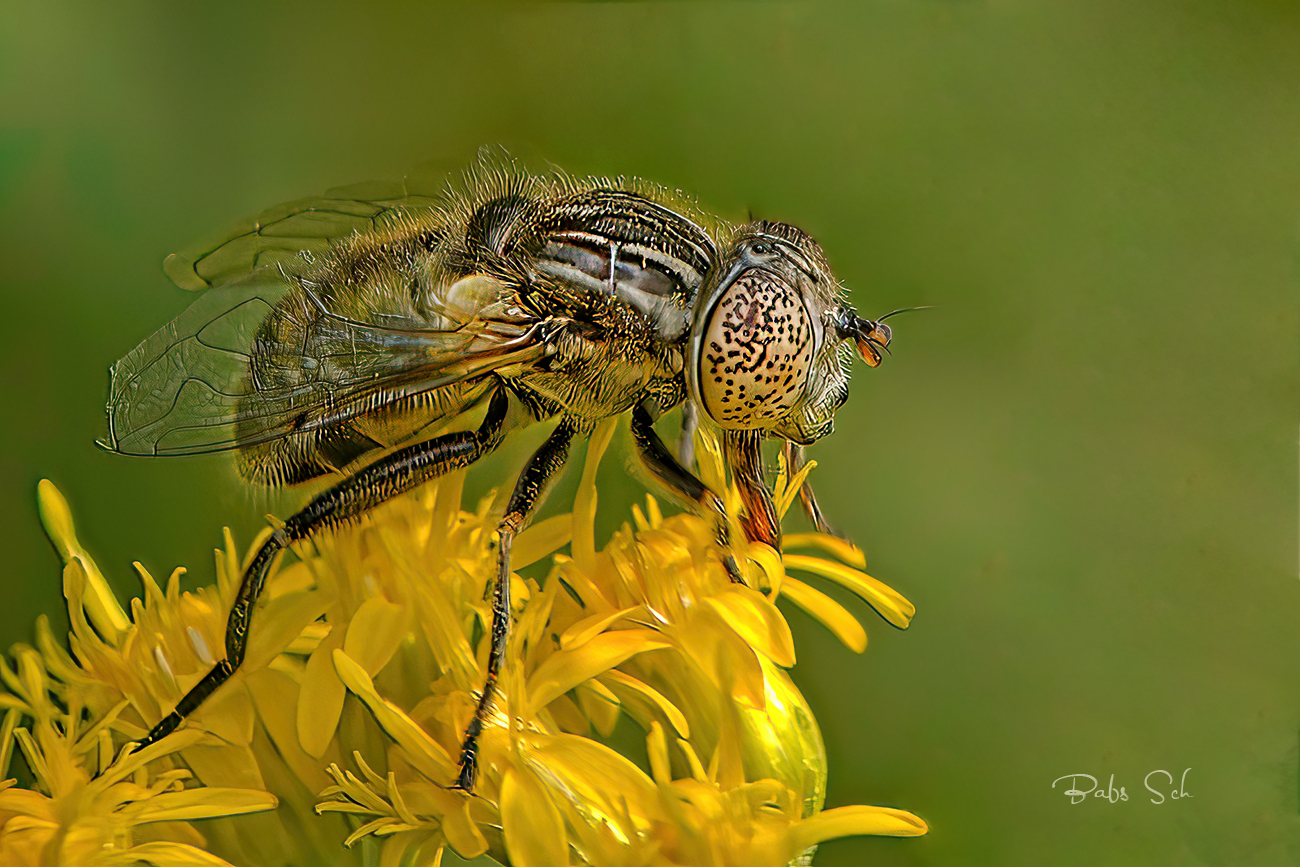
<box><xmin>4</xmin><ymin>424</ymin><xmax>925</xmax><ymax>866</ymax></box>
<box><xmin>0</xmin><ymin>638</ymin><xmax>275</xmax><ymax>866</ymax></box>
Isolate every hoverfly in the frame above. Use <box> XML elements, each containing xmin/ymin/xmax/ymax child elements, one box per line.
<box><xmin>101</xmin><ymin>153</ymin><xmax>896</xmax><ymax>791</ymax></box>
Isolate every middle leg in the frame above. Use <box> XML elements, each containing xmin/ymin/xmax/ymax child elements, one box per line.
<box><xmin>454</xmin><ymin>418</ymin><xmax>577</xmax><ymax>791</ymax></box>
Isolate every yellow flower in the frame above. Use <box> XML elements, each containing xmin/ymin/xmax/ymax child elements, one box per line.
<box><xmin>5</xmin><ymin>425</ymin><xmax>925</xmax><ymax>866</ymax></box>
<box><xmin>0</xmin><ymin>646</ymin><xmax>275</xmax><ymax>866</ymax></box>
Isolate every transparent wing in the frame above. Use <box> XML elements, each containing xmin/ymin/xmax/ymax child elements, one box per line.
<box><xmin>162</xmin><ymin>175</ymin><xmax>450</xmax><ymax>291</ymax></box>
<box><xmin>102</xmin><ymin>269</ymin><xmax>545</xmax><ymax>458</ymax></box>
<box><xmin>103</xmin><ymin>271</ymin><xmax>287</xmax><ymax>455</ymax></box>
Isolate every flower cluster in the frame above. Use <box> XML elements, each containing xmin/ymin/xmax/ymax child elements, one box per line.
<box><xmin>0</xmin><ymin>423</ymin><xmax>925</xmax><ymax>866</ymax></box>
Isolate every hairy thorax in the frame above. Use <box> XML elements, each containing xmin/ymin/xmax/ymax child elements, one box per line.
<box><xmin>512</xmin><ymin>292</ymin><xmax>686</xmax><ymax>424</ymax></box>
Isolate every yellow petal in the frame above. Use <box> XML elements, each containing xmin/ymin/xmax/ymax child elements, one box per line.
<box><xmin>575</xmin><ymin>681</ymin><xmax>621</xmax><ymax>738</ymax></box>
<box><xmin>739</xmin><ymin>658</ymin><xmax>827</xmax><ymax>816</ymax></box>
<box><xmin>558</xmin><ymin>606</ymin><xmax>640</xmax><ymax>651</ymax></box>
<box><xmin>747</xmin><ymin>543</ymin><xmax>786</xmax><ymax>596</ymax></box>
<box><xmin>343</xmin><ymin>596</ymin><xmax>408</xmax><ymax>676</ymax></box>
<box><xmin>521</xmin><ymin>572</ymin><xmax>560</xmax><ymax>655</ymax></box>
<box><xmin>524</xmin><ymin>732</ymin><xmax>658</xmax><ymax>826</ymax></box>
<box><xmin>96</xmin><ymin>728</ymin><xmax>208</xmax><ymax>788</ymax></box>
<box><xmin>332</xmin><ymin>650</ymin><xmax>455</xmax><ymax>782</ymax></box>
<box><xmin>245</xmin><ymin>667</ymin><xmax>331</xmax><ymax>791</ymax></box>
<box><xmin>780</xmin><ymin>577</ymin><xmax>867</xmax><ymax>653</ymax></box>
<box><xmin>513</xmin><ymin>514</ymin><xmax>573</xmax><ymax>570</ymax></box>
<box><xmin>407</xmin><ymin>563</ymin><xmax>479</xmax><ymax>686</ymax></box>
<box><xmin>120</xmin><ymin>842</ymin><xmax>245</xmax><ymax>866</ymax></box>
<box><xmin>676</xmin><ymin>738</ymin><xmax>708</xmax><ymax>783</ymax></box>
<box><xmin>297</xmin><ymin>627</ymin><xmax>346</xmax><ymax>758</ymax></box>
<box><xmin>782</xmin><ymin>533</ymin><xmax>867</xmax><ymax>569</ymax></box>
<box><xmin>38</xmin><ymin>481</ymin><xmax>129</xmax><ymax>642</ymax></box>
<box><xmin>284</xmin><ymin>620</ymin><xmax>330</xmax><ymax>655</ymax></box>
<box><xmin>191</xmin><ymin>679</ymin><xmax>255</xmax><ymax>746</ymax></box>
<box><xmin>413</xmin><ymin>839</ymin><xmax>447</xmax><ymax>867</ymax></box>
<box><xmin>117</xmin><ymin>787</ymin><xmax>277</xmax><ymax>824</ymax></box>
<box><xmin>178</xmin><ymin>743</ymin><xmax>265</xmax><ymax>791</ymax></box>
<box><xmin>526</xmin><ymin>629</ymin><xmax>670</xmax><ymax>715</ymax></box>
<box><xmin>11</xmin><ymin>730</ymin><xmax>49</xmax><ymax>793</ymax></box>
<box><xmin>343</xmin><ymin>817</ymin><xmax>412</xmax><ymax>848</ymax></box>
<box><xmin>703</xmin><ymin>588</ymin><xmax>796</xmax><ymax>668</ymax></box>
<box><xmin>34</xmin><ymin>616</ymin><xmax>94</xmax><ymax>689</ymax></box>
<box><xmin>783</xmin><ymin>554</ymin><xmax>914</xmax><ymax>628</ymax></box>
<box><xmin>501</xmin><ymin>767</ymin><xmax>570</xmax><ymax>867</ymax></box>
<box><xmin>708</xmin><ymin>643</ymin><xmax>747</xmax><ymax>791</ymax></box>
<box><xmin>694</xmin><ymin>429</ymin><xmax>727</xmax><ymax>494</ymax></box>
<box><xmin>242</xmin><ymin>589</ymin><xmax>331</xmax><ymax>672</ymax></box>
<box><xmin>0</xmin><ymin>786</ymin><xmax>55</xmax><ymax>821</ymax></box>
<box><xmin>646</xmin><ymin>721</ymin><xmax>672</xmax><ymax>785</ymax></box>
<box><xmin>572</xmin><ymin>418</ymin><xmax>617</xmax><ymax>573</ymax></box>
<box><xmin>0</xmin><ymin>814</ymin><xmax>54</xmax><ymax>865</ymax></box>
<box><xmin>35</xmin><ymin>479</ymin><xmax>81</xmax><ymax>562</ymax></box>
<box><xmin>441</xmin><ymin>800</ymin><xmax>488</xmax><ymax>859</ymax></box>
<box><xmin>790</xmin><ymin>804</ymin><xmax>928</xmax><ymax>849</ymax></box>
<box><xmin>645</xmin><ymin>495</ymin><xmax>663</xmax><ymax>528</ymax></box>
<box><xmin>378</xmin><ymin>832</ymin><xmax>421</xmax><ymax>867</ymax></box>
<box><xmin>543</xmin><ymin>693</ymin><xmax>590</xmax><ymax>734</ymax></box>
<box><xmin>599</xmin><ymin>670</ymin><xmax>690</xmax><ymax>738</ymax></box>
<box><xmin>0</xmin><ymin>708</ymin><xmax>20</xmax><ymax>779</ymax></box>
<box><xmin>678</xmin><ymin>607</ymin><xmax>766</xmax><ymax>709</ymax></box>
<box><xmin>773</xmin><ymin>455</ymin><xmax>816</xmax><ymax>519</ymax></box>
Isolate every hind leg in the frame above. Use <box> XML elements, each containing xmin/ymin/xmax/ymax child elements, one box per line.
<box><xmin>131</xmin><ymin>388</ymin><xmax>513</xmax><ymax>754</ymax></box>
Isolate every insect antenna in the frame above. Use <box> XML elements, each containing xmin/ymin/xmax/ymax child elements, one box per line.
<box><xmin>876</xmin><ymin>305</ymin><xmax>934</xmax><ymax>322</ymax></box>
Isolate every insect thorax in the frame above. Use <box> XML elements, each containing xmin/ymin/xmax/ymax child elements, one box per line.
<box><xmin>233</xmin><ymin>173</ymin><xmax>720</xmax><ymax>484</ymax></box>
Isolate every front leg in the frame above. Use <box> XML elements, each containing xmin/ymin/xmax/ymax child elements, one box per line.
<box><xmin>631</xmin><ymin>401</ymin><xmax>743</xmax><ymax>582</ymax></box>
<box><xmin>781</xmin><ymin>440</ymin><xmax>842</xmax><ymax>538</ymax></box>
<box><xmin>454</xmin><ymin>418</ymin><xmax>576</xmax><ymax>791</ymax></box>
<box><xmin>675</xmin><ymin>399</ymin><xmax>699</xmax><ymax>469</ymax></box>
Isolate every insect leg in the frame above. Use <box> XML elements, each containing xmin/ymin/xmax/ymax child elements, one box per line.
<box><xmin>676</xmin><ymin>399</ymin><xmax>699</xmax><ymax>469</ymax></box>
<box><xmin>630</xmin><ymin>402</ymin><xmax>743</xmax><ymax>583</ymax></box>
<box><xmin>455</xmin><ymin>419</ymin><xmax>576</xmax><ymax>791</ymax></box>
<box><xmin>781</xmin><ymin>441</ymin><xmax>842</xmax><ymax>538</ymax></box>
<box><xmin>130</xmin><ymin>388</ymin><xmax>513</xmax><ymax>755</ymax></box>
<box><xmin>722</xmin><ymin>429</ymin><xmax>781</xmax><ymax>550</ymax></box>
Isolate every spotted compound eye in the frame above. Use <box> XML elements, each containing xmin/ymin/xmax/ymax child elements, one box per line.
<box><xmin>699</xmin><ymin>270</ymin><xmax>814</xmax><ymax>429</ymax></box>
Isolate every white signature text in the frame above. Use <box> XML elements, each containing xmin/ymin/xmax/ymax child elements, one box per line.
<box><xmin>1052</xmin><ymin>769</ymin><xmax>1193</xmax><ymax>805</ymax></box>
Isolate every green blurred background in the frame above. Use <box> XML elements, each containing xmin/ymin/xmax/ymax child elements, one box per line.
<box><xmin>2</xmin><ymin>1</ymin><xmax>1297</xmax><ymax>864</ymax></box>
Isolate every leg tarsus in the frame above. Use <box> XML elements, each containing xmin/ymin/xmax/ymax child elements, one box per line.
<box><xmin>722</xmin><ymin>553</ymin><xmax>745</xmax><ymax>584</ymax></box>
<box><xmin>453</xmin><ymin>690</ymin><xmax>490</xmax><ymax>791</ymax></box>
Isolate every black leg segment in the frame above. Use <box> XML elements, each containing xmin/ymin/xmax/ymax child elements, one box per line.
<box><xmin>455</xmin><ymin>418</ymin><xmax>577</xmax><ymax>791</ymax></box>
<box><xmin>631</xmin><ymin>402</ymin><xmax>742</xmax><ymax>583</ymax></box>
<box><xmin>675</xmin><ymin>399</ymin><xmax>699</xmax><ymax>469</ymax></box>
<box><xmin>131</xmin><ymin>388</ymin><xmax>513</xmax><ymax>754</ymax></box>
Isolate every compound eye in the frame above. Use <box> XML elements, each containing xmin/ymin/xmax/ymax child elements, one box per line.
<box><xmin>698</xmin><ymin>270</ymin><xmax>814</xmax><ymax>429</ymax></box>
